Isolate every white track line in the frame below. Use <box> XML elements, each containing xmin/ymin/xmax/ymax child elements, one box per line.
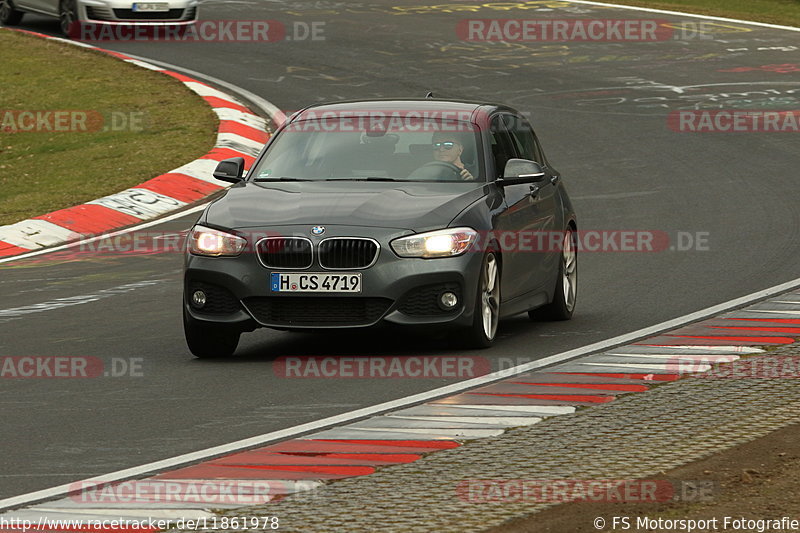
<box><xmin>1</xmin><ymin>275</ymin><xmax>799</xmax><ymax>510</ymax></box>
<box><xmin>565</xmin><ymin>0</ymin><xmax>800</xmax><ymax>32</ymax></box>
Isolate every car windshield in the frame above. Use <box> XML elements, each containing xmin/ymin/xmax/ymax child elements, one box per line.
<box><xmin>250</xmin><ymin>115</ymin><xmax>484</xmax><ymax>182</ymax></box>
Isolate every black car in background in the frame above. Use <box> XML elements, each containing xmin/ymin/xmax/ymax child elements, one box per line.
<box><xmin>183</xmin><ymin>99</ymin><xmax>577</xmax><ymax>357</ymax></box>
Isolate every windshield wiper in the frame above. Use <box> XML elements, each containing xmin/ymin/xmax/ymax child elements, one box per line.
<box><xmin>253</xmin><ymin>177</ymin><xmax>312</xmax><ymax>182</ymax></box>
<box><xmin>325</xmin><ymin>177</ymin><xmax>402</xmax><ymax>182</ymax></box>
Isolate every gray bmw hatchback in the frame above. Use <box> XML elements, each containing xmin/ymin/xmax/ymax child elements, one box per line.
<box><xmin>183</xmin><ymin>99</ymin><xmax>577</xmax><ymax>357</ymax></box>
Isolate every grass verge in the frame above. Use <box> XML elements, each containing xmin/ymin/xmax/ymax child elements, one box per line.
<box><xmin>0</xmin><ymin>29</ymin><xmax>218</xmax><ymax>226</ymax></box>
<box><xmin>595</xmin><ymin>0</ymin><xmax>800</xmax><ymax>28</ymax></box>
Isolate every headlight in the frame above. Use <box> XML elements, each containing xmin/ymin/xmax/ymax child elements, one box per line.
<box><xmin>390</xmin><ymin>227</ymin><xmax>478</xmax><ymax>258</ymax></box>
<box><xmin>188</xmin><ymin>225</ymin><xmax>247</xmax><ymax>257</ymax></box>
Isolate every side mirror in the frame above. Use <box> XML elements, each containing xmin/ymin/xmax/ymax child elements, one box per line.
<box><xmin>497</xmin><ymin>159</ymin><xmax>546</xmax><ymax>186</ymax></box>
<box><xmin>213</xmin><ymin>157</ymin><xmax>245</xmax><ymax>184</ymax></box>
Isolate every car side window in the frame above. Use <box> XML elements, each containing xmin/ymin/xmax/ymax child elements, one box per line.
<box><xmin>503</xmin><ymin>114</ymin><xmax>543</xmax><ymax>164</ymax></box>
<box><xmin>489</xmin><ymin>115</ymin><xmax>517</xmax><ymax>178</ymax></box>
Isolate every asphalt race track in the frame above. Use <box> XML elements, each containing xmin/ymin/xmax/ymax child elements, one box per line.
<box><xmin>1</xmin><ymin>0</ymin><xmax>799</xmax><ymax>500</ymax></box>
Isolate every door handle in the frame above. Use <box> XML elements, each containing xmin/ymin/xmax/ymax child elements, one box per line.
<box><xmin>529</xmin><ymin>185</ymin><xmax>540</xmax><ymax>198</ymax></box>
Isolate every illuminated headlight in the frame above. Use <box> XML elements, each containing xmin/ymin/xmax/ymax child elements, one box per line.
<box><xmin>390</xmin><ymin>228</ymin><xmax>478</xmax><ymax>258</ymax></box>
<box><xmin>188</xmin><ymin>225</ymin><xmax>247</xmax><ymax>257</ymax></box>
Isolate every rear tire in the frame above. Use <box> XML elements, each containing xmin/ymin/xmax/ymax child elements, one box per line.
<box><xmin>183</xmin><ymin>308</ymin><xmax>240</xmax><ymax>358</ymax></box>
<box><xmin>0</xmin><ymin>0</ymin><xmax>24</xmax><ymax>25</ymax></box>
<box><xmin>463</xmin><ymin>251</ymin><xmax>501</xmax><ymax>349</ymax></box>
<box><xmin>529</xmin><ymin>227</ymin><xmax>576</xmax><ymax>321</ymax></box>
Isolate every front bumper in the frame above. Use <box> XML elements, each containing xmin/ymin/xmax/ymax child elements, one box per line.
<box><xmin>78</xmin><ymin>0</ymin><xmax>197</xmax><ymax>23</ymax></box>
<box><xmin>184</xmin><ymin>225</ymin><xmax>484</xmax><ymax>330</ymax></box>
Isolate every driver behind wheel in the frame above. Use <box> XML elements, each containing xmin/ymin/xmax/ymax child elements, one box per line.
<box><xmin>431</xmin><ymin>132</ymin><xmax>475</xmax><ymax>181</ymax></box>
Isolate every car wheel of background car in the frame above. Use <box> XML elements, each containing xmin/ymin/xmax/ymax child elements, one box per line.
<box><xmin>464</xmin><ymin>251</ymin><xmax>501</xmax><ymax>348</ymax></box>
<box><xmin>529</xmin><ymin>227</ymin><xmax>577</xmax><ymax>321</ymax></box>
<box><xmin>58</xmin><ymin>0</ymin><xmax>77</xmax><ymax>37</ymax></box>
<box><xmin>183</xmin><ymin>308</ymin><xmax>241</xmax><ymax>358</ymax></box>
<box><xmin>0</xmin><ymin>0</ymin><xmax>24</xmax><ymax>25</ymax></box>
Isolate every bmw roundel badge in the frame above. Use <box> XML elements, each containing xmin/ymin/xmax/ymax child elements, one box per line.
<box><xmin>311</xmin><ymin>226</ymin><xmax>325</xmax><ymax>235</ymax></box>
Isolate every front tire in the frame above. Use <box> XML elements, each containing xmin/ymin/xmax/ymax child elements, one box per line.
<box><xmin>464</xmin><ymin>252</ymin><xmax>501</xmax><ymax>349</ymax></box>
<box><xmin>0</xmin><ymin>0</ymin><xmax>24</xmax><ymax>25</ymax></box>
<box><xmin>183</xmin><ymin>308</ymin><xmax>241</xmax><ymax>358</ymax></box>
<box><xmin>59</xmin><ymin>0</ymin><xmax>78</xmax><ymax>37</ymax></box>
<box><xmin>529</xmin><ymin>227</ymin><xmax>577</xmax><ymax>321</ymax></box>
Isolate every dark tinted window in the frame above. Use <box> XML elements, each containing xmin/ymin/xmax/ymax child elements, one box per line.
<box><xmin>503</xmin><ymin>114</ymin><xmax>543</xmax><ymax>164</ymax></box>
<box><xmin>489</xmin><ymin>115</ymin><xmax>517</xmax><ymax>177</ymax></box>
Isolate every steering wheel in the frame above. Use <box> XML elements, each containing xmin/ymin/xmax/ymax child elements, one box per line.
<box><xmin>411</xmin><ymin>161</ymin><xmax>463</xmax><ymax>180</ymax></box>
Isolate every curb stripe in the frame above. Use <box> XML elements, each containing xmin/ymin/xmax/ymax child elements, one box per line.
<box><xmin>0</xmin><ymin>220</ymin><xmax>80</xmax><ymax>249</ymax></box>
<box><xmin>221</xmin><ymin>465</ymin><xmax>376</xmax><ymax>475</ymax></box>
<box><xmin>263</xmin><ymin>441</ymin><xmax>453</xmax><ymax>454</ymax></box>
<box><xmin>668</xmin><ymin>335</ymin><xmax>796</xmax><ymax>344</ymax></box>
<box><xmin>729</xmin><ymin>318</ymin><xmax>800</xmax><ymax>324</ymax></box>
<box><xmin>160</xmin><ymin>70</ymin><xmax>204</xmax><ymax>83</ymax></box>
<box><xmin>219</xmin><ymin>120</ymin><xmax>271</xmax><ymax>144</ymax></box>
<box><xmin>202</xmin><ymin>96</ymin><xmax>252</xmax><ymax>114</ymax></box>
<box><xmin>312</xmin><ymin>440</ymin><xmax>460</xmax><ymax>449</ymax></box>
<box><xmin>554</xmin><ymin>372</ymin><xmax>680</xmax><ymax>381</ymax></box>
<box><xmin>635</xmin><ymin>345</ymin><xmax>764</xmax><ymax>352</ymax></box>
<box><xmin>708</xmin><ymin>326</ymin><xmax>800</xmax><ymax>334</ymax></box>
<box><xmin>33</xmin><ymin>205</ymin><xmax>141</xmax><ymax>235</ymax></box>
<box><xmin>0</xmin><ymin>28</ymin><xmax>270</xmax><ymax>260</ymax></box>
<box><xmin>508</xmin><ymin>382</ymin><xmax>649</xmax><ymax>392</ymax></box>
<box><xmin>136</xmin><ymin>174</ymin><xmax>224</xmax><ymax>204</ymax></box>
<box><xmin>214</xmin><ymin>108</ymin><xmax>269</xmax><ymax>129</ymax></box>
<box><xmin>210</xmin><ymin>453</ymin><xmax>421</xmax><ymax>465</ymax></box>
<box><xmin>637</xmin><ymin>336</ymin><xmax>792</xmax><ymax>346</ymax></box>
<box><xmin>0</xmin><ymin>242</ymin><xmax>31</xmax><ymax>258</ymax></box>
<box><xmin>151</xmin><ymin>466</ymin><xmax>357</xmax><ymax>481</ymax></box>
<box><xmin>468</xmin><ymin>392</ymin><xmax>616</xmax><ymax>404</ymax></box>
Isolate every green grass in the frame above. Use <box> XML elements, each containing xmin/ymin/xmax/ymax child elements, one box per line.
<box><xmin>0</xmin><ymin>29</ymin><xmax>218</xmax><ymax>225</ymax></box>
<box><xmin>596</xmin><ymin>0</ymin><xmax>800</xmax><ymax>27</ymax></box>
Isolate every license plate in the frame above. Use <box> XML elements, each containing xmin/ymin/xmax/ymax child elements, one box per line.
<box><xmin>132</xmin><ymin>2</ymin><xmax>169</xmax><ymax>11</ymax></box>
<box><xmin>271</xmin><ymin>273</ymin><xmax>361</xmax><ymax>293</ymax></box>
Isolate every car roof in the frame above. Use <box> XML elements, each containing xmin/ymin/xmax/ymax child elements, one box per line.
<box><xmin>289</xmin><ymin>99</ymin><xmax>518</xmax><ymax>124</ymax></box>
